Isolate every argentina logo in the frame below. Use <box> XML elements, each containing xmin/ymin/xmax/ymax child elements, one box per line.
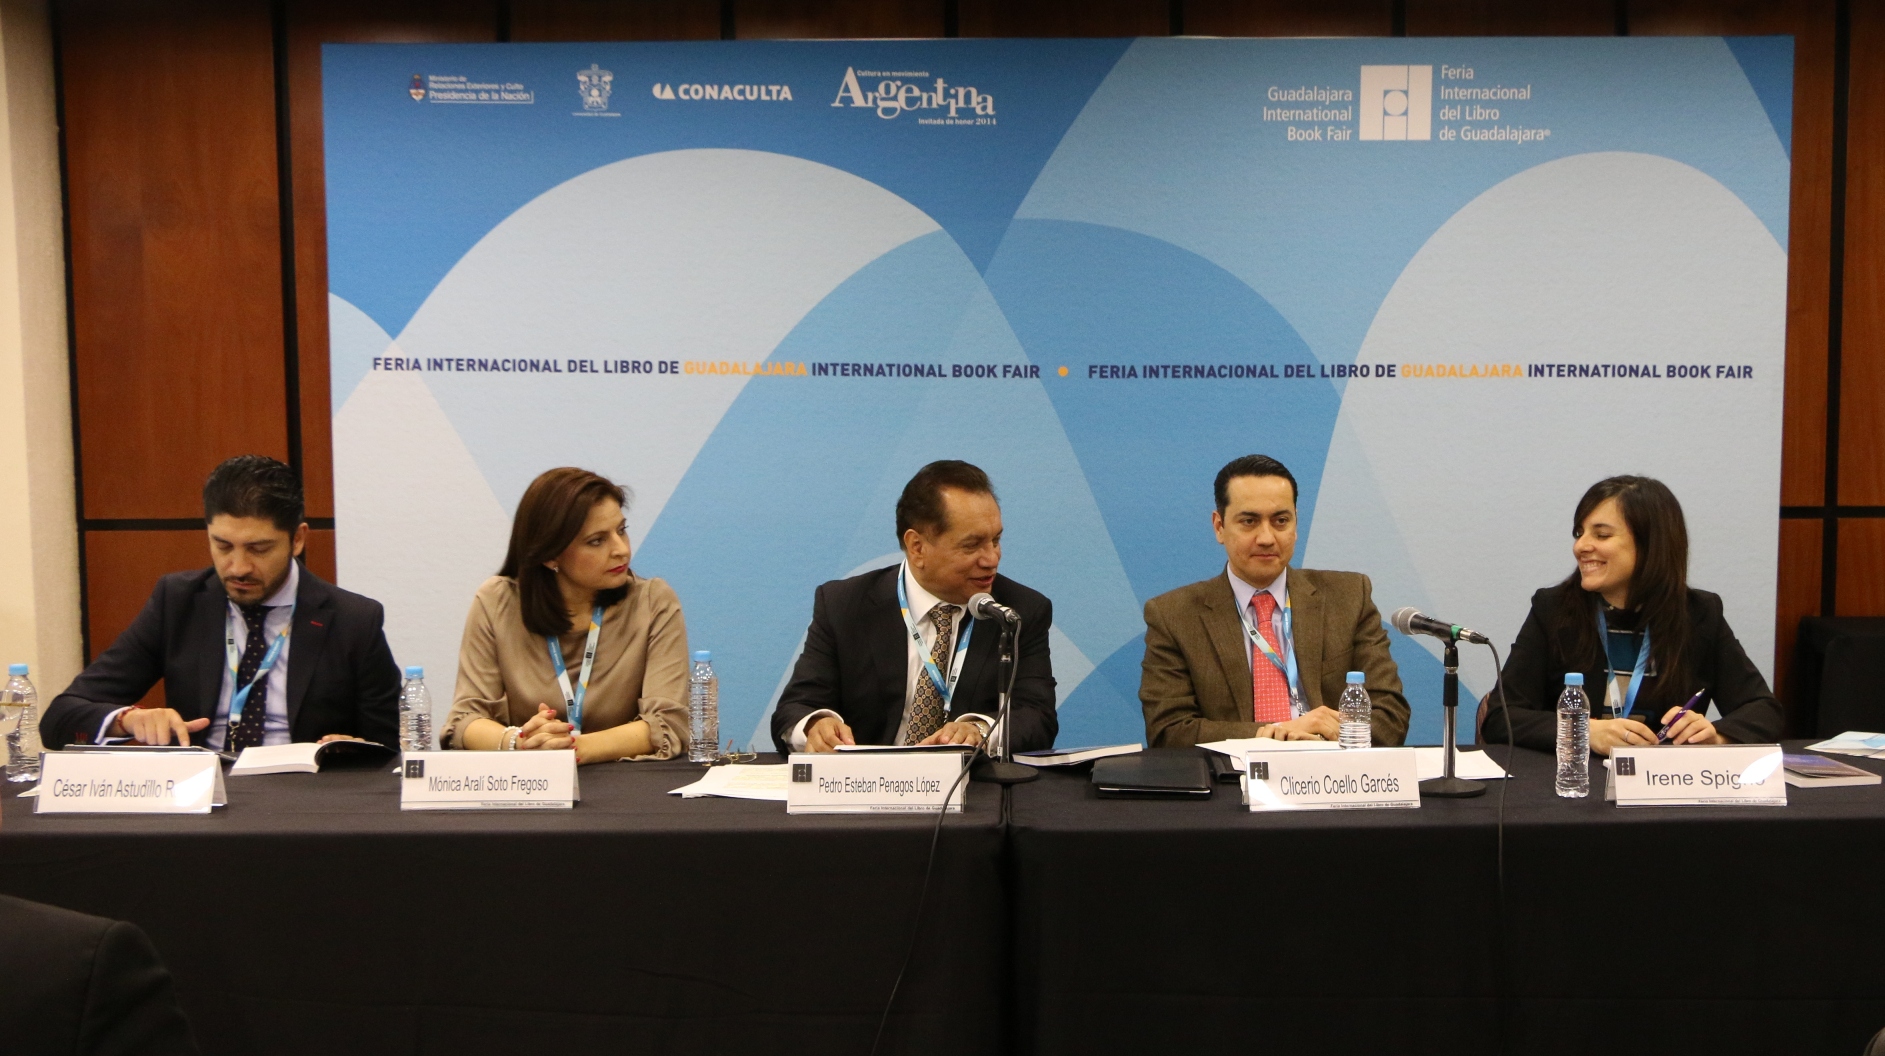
<box><xmin>831</xmin><ymin>67</ymin><xmax>995</xmax><ymax>123</ymax></box>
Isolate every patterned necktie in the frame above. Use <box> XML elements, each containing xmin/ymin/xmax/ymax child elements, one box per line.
<box><xmin>904</xmin><ymin>603</ymin><xmax>955</xmax><ymax>745</ymax></box>
<box><xmin>227</xmin><ymin>604</ymin><xmax>272</xmax><ymax>752</ymax></box>
<box><xmin>1250</xmin><ymin>592</ymin><xmax>1294</xmax><ymax>724</ymax></box>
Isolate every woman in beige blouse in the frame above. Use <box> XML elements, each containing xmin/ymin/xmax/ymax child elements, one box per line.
<box><xmin>443</xmin><ymin>467</ymin><xmax>689</xmax><ymax>762</ymax></box>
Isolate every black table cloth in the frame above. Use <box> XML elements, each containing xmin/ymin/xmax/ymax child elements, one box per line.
<box><xmin>1007</xmin><ymin>743</ymin><xmax>1885</xmax><ymax>1056</ymax></box>
<box><xmin>0</xmin><ymin>758</ymin><xmax>1006</xmax><ymax>1056</ymax></box>
<box><xmin>7</xmin><ymin>745</ymin><xmax>1884</xmax><ymax>1056</ymax></box>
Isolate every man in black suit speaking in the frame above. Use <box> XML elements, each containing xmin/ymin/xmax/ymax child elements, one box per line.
<box><xmin>772</xmin><ymin>460</ymin><xmax>1057</xmax><ymax>754</ymax></box>
<box><xmin>41</xmin><ymin>455</ymin><xmax>401</xmax><ymax>750</ymax></box>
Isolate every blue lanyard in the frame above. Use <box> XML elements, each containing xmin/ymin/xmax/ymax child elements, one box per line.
<box><xmin>1595</xmin><ymin>607</ymin><xmax>1650</xmax><ymax>717</ymax></box>
<box><xmin>547</xmin><ymin>604</ymin><xmax>604</xmax><ymax>734</ymax></box>
<box><xmin>225</xmin><ymin>607</ymin><xmax>291</xmax><ymax>730</ymax></box>
<box><xmin>897</xmin><ymin>566</ymin><xmax>975</xmax><ymax>710</ymax></box>
<box><xmin>1235</xmin><ymin>584</ymin><xmax>1304</xmax><ymax>713</ymax></box>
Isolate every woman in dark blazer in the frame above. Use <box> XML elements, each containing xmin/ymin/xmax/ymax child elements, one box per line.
<box><xmin>1482</xmin><ymin>475</ymin><xmax>1782</xmax><ymax>755</ymax></box>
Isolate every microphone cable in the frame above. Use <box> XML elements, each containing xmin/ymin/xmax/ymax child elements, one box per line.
<box><xmin>868</xmin><ymin>749</ymin><xmax>977</xmax><ymax>1056</ymax></box>
<box><xmin>1477</xmin><ymin>639</ymin><xmax>1515</xmax><ymax>1056</ymax></box>
<box><xmin>870</xmin><ymin>618</ymin><xmax>1018</xmax><ymax>1056</ymax></box>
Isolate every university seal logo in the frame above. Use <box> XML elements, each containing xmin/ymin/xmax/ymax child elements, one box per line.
<box><xmin>577</xmin><ymin>64</ymin><xmax>614</xmax><ymax>111</ymax></box>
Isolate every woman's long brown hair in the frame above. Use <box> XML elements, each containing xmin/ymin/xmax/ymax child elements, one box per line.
<box><xmin>499</xmin><ymin>467</ymin><xmax>631</xmax><ymax>637</ymax></box>
<box><xmin>1549</xmin><ymin>475</ymin><xmax>1692</xmax><ymax>712</ymax></box>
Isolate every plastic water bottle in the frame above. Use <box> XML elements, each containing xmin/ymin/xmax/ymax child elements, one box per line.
<box><xmin>399</xmin><ymin>666</ymin><xmax>433</xmax><ymax>753</ymax></box>
<box><xmin>688</xmin><ymin>650</ymin><xmax>718</xmax><ymax>763</ymax></box>
<box><xmin>4</xmin><ymin>663</ymin><xmax>41</xmax><ymax>783</ymax></box>
<box><xmin>1555</xmin><ymin>672</ymin><xmax>1590</xmax><ymax>798</ymax></box>
<box><xmin>1338</xmin><ymin>670</ymin><xmax>1371</xmax><ymax>748</ymax></box>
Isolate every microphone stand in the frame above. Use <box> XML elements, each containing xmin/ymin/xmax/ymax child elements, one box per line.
<box><xmin>1419</xmin><ymin>636</ymin><xmax>1485</xmax><ymax>798</ymax></box>
<box><xmin>971</xmin><ymin>616</ymin><xmax>1037</xmax><ymax>785</ymax></box>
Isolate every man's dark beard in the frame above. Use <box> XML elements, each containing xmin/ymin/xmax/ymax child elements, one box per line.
<box><xmin>223</xmin><ymin>561</ymin><xmax>292</xmax><ymax>602</ymax></box>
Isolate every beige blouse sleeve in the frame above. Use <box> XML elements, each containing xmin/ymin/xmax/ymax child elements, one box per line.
<box><xmin>443</xmin><ymin>577</ymin><xmax>510</xmax><ymax>750</ymax></box>
<box><xmin>630</xmin><ymin>577</ymin><xmax>691</xmax><ymax>761</ymax></box>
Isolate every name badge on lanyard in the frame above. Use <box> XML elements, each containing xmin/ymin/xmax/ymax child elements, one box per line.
<box><xmin>547</xmin><ymin>604</ymin><xmax>604</xmax><ymax>734</ymax></box>
<box><xmin>1595</xmin><ymin>608</ymin><xmax>1650</xmax><ymax>719</ymax></box>
<box><xmin>226</xmin><ymin>607</ymin><xmax>292</xmax><ymax>731</ymax></box>
<box><xmin>1236</xmin><ymin>588</ymin><xmax>1305</xmax><ymax>716</ymax></box>
<box><xmin>898</xmin><ymin>566</ymin><xmax>975</xmax><ymax>710</ymax></box>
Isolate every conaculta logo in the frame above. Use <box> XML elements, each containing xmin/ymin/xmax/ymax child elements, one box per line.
<box><xmin>651</xmin><ymin>82</ymin><xmax>793</xmax><ymax>101</ymax></box>
<box><xmin>1360</xmin><ymin>65</ymin><xmax>1432</xmax><ymax>140</ymax></box>
<box><xmin>832</xmin><ymin>67</ymin><xmax>994</xmax><ymax>120</ymax></box>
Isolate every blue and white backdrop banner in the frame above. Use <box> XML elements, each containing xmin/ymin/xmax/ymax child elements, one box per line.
<box><xmin>324</xmin><ymin>38</ymin><xmax>1793</xmax><ymax>748</ymax></box>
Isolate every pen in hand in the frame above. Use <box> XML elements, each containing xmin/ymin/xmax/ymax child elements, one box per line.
<box><xmin>1656</xmin><ymin>689</ymin><xmax>1709</xmax><ymax>744</ymax></box>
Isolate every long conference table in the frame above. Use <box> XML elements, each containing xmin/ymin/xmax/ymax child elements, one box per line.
<box><xmin>3</xmin><ymin>743</ymin><xmax>1883</xmax><ymax>1056</ymax></box>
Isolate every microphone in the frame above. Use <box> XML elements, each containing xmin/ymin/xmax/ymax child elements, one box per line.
<box><xmin>1390</xmin><ymin>606</ymin><xmax>1490</xmax><ymax>645</ymax></box>
<box><xmin>967</xmin><ymin>592</ymin><xmax>1020</xmax><ymax>623</ymax></box>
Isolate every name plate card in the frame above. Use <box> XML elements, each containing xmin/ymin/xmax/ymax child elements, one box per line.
<box><xmin>399</xmin><ymin>750</ymin><xmax>579</xmax><ymax>810</ymax></box>
<box><xmin>35</xmin><ymin>749</ymin><xmax>226</xmax><ymax>814</ymax></box>
<box><xmin>786</xmin><ymin>750</ymin><xmax>970</xmax><ymax>814</ymax></box>
<box><xmin>1244</xmin><ymin>747</ymin><xmax>1420</xmax><ymax>811</ymax></box>
<box><xmin>1607</xmin><ymin>744</ymin><xmax>1786</xmax><ymax>807</ymax></box>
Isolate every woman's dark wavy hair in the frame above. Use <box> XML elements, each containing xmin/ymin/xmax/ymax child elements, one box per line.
<box><xmin>1549</xmin><ymin>475</ymin><xmax>1691</xmax><ymax>713</ymax></box>
<box><xmin>500</xmin><ymin>467</ymin><xmax>631</xmax><ymax>637</ymax></box>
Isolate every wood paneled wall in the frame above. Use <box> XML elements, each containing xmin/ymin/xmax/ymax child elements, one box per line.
<box><xmin>55</xmin><ymin>0</ymin><xmax>1883</xmax><ymax>727</ymax></box>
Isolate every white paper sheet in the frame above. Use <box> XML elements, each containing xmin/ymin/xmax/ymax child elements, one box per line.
<box><xmin>668</xmin><ymin>763</ymin><xmax>791</xmax><ymax>801</ymax></box>
<box><xmin>1413</xmin><ymin>747</ymin><xmax>1508</xmax><ymax>781</ymax></box>
<box><xmin>1199</xmin><ymin>738</ymin><xmax>1341</xmax><ymax>758</ymax></box>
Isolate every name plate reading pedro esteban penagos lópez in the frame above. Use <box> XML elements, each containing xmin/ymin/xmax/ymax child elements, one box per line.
<box><xmin>399</xmin><ymin>750</ymin><xmax>578</xmax><ymax>810</ymax></box>
<box><xmin>786</xmin><ymin>749</ymin><xmax>971</xmax><ymax>814</ymax></box>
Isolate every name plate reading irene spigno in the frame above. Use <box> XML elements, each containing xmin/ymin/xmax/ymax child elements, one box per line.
<box><xmin>399</xmin><ymin>750</ymin><xmax>578</xmax><ymax>810</ymax></box>
<box><xmin>1244</xmin><ymin>747</ymin><xmax>1421</xmax><ymax>811</ymax></box>
<box><xmin>1608</xmin><ymin>744</ymin><xmax>1785</xmax><ymax>807</ymax></box>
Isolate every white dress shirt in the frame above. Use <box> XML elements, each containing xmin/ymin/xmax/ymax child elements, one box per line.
<box><xmin>1225</xmin><ymin>564</ymin><xmax>1305</xmax><ymax>719</ymax></box>
<box><xmin>96</xmin><ymin>561</ymin><xmax>299</xmax><ymax>749</ymax></box>
<box><xmin>788</xmin><ymin>563</ymin><xmax>997</xmax><ymax>750</ymax></box>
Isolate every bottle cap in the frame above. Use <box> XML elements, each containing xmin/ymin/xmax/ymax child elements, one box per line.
<box><xmin>691</xmin><ymin>650</ymin><xmax>711</xmax><ymax>662</ymax></box>
<box><xmin>7</xmin><ymin>663</ymin><xmax>24</xmax><ymax>676</ymax></box>
<box><xmin>1564</xmin><ymin>672</ymin><xmax>1584</xmax><ymax>686</ymax></box>
<box><xmin>404</xmin><ymin>665</ymin><xmax>424</xmax><ymax>678</ymax></box>
<box><xmin>1345</xmin><ymin>671</ymin><xmax>1365</xmax><ymax>684</ymax></box>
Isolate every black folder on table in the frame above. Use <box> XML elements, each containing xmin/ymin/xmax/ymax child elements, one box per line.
<box><xmin>1091</xmin><ymin>751</ymin><xmax>1213</xmax><ymax>799</ymax></box>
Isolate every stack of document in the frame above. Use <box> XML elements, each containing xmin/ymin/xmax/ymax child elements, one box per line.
<box><xmin>1805</xmin><ymin>731</ymin><xmax>1885</xmax><ymax>759</ymax></box>
<box><xmin>668</xmin><ymin>763</ymin><xmax>790</xmax><ymax>801</ymax></box>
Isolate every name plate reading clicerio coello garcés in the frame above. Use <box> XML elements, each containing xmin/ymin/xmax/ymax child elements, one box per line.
<box><xmin>1244</xmin><ymin>747</ymin><xmax>1421</xmax><ymax>811</ymax></box>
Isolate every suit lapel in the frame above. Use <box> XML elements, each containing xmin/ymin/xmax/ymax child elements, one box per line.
<box><xmin>867</xmin><ymin>568</ymin><xmax>909</xmax><ymax>743</ymax></box>
<box><xmin>191</xmin><ymin>578</ymin><xmax>230</xmax><ymax>726</ymax></box>
<box><xmin>286</xmin><ymin>568</ymin><xmax>333</xmax><ymax>735</ymax></box>
<box><xmin>953</xmin><ymin>595</ymin><xmax>997</xmax><ymax>717</ymax></box>
<box><xmin>1290</xmin><ymin>569</ymin><xmax>1325</xmax><ymax>711</ymax></box>
<box><xmin>1200</xmin><ymin>576</ymin><xmax>1253</xmax><ymax>720</ymax></box>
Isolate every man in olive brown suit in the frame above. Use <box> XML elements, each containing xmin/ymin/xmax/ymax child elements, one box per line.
<box><xmin>1140</xmin><ymin>454</ymin><xmax>1409</xmax><ymax>747</ymax></box>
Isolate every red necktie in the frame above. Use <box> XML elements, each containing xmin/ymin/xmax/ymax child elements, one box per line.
<box><xmin>1250</xmin><ymin>592</ymin><xmax>1293</xmax><ymax>724</ymax></box>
